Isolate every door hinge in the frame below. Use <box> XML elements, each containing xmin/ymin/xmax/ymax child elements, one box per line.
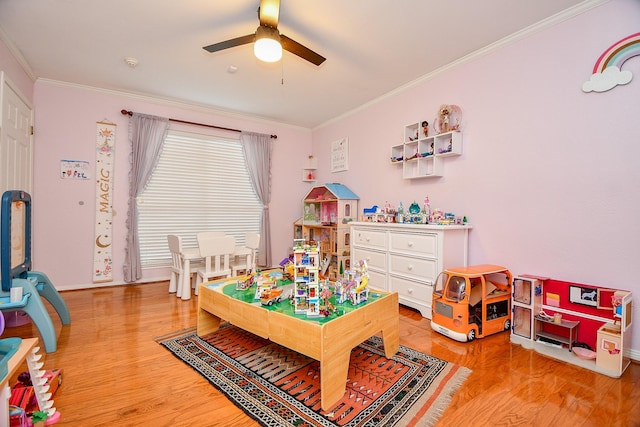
<box><xmin>30</xmin><ymin>126</ymin><xmax>34</xmax><ymax>135</ymax></box>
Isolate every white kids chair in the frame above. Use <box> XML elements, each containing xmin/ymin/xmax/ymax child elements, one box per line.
<box><xmin>194</xmin><ymin>234</ymin><xmax>235</xmax><ymax>295</ymax></box>
<box><xmin>166</xmin><ymin>234</ymin><xmax>204</xmax><ymax>300</ymax></box>
<box><xmin>231</xmin><ymin>232</ymin><xmax>260</xmax><ymax>276</ymax></box>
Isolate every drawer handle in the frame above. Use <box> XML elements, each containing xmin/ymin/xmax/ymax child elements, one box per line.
<box><xmin>407</xmin><ymin>241</ymin><xmax>414</xmax><ymax>247</ymax></box>
<box><xmin>408</xmin><ymin>288</ymin><xmax>413</xmax><ymax>294</ymax></box>
<box><xmin>407</xmin><ymin>265</ymin><xmax>414</xmax><ymax>271</ymax></box>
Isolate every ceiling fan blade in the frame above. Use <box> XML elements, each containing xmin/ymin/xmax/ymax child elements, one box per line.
<box><xmin>281</xmin><ymin>34</ymin><xmax>326</xmax><ymax>66</ymax></box>
<box><xmin>203</xmin><ymin>34</ymin><xmax>255</xmax><ymax>53</ymax></box>
<box><xmin>258</xmin><ymin>0</ymin><xmax>280</xmax><ymax>28</ymax></box>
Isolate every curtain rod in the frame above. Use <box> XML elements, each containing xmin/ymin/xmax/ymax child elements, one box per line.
<box><xmin>120</xmin><ymin>110</ymin><xmax>277</xmax><ymax>139</ymax></box>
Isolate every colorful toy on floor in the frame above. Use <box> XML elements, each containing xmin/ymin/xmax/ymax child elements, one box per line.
<box><xmin>0</xmin><ymin>191</ymin><xmax>71</xmax><ymax>353</ymax></box>
<box><xmin>10</xmin><ymin>369</ymin><xmax>63</xmax><ymax>414</ymax></box>
<box><xmin>431</xmin><ymin>264</ymin><xmax>513</xmax><ymax>342</ymax></box>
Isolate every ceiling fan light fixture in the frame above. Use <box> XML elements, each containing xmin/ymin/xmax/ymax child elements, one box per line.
<box><xmin>254</xmin><ymin>26</ymin><xmax>282</xmax><ymax>62</ymax></box>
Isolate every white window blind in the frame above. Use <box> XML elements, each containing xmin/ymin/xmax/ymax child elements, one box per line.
<box><xmin>137</xmin><ymin>130</ymin><xmax>262</xmax><ymax>268</ymax></box>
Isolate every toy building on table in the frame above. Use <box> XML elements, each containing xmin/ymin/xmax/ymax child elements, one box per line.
<box><xmin>511</xmin><ymin>275</ymin><xmax>632</xmax><ymax>377</ymax></box>
<box><xmin>299</xmin><ymin>184</ymin><xmax>358</xmax><ymax>281</ymax></box>
<box><xmin>292</xmin><ymin>239</ymin><xmax>321</xmax><ymax>316</ymax></box>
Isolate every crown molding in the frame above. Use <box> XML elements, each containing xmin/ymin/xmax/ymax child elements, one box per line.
<box><xmin>315</xmin><ymin>0</ymin><xmax>611</xmax><ymax>130</ymax></box>
<box><xmin>36</xmin><ymin>78</ymin><xmax>311</xmax><ymax>133</ymax></box>
<box><xmin>0</xmin><ymin>26</ymin><xmax>36</xmax><ymax>81</ymax></box>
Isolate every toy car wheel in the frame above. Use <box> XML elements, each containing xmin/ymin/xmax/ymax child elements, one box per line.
<box><xmin>504</xmin><ymin>319</ymin><xmax>511</xmax><ymax>331</ymax></box>
<box><xmin>467</xmin><ymin>329</ymin><xmax>476</xmax><ymax>341</ymax></box>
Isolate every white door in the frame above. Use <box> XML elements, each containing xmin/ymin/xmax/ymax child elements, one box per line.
<box><xmin>0</xmin><ymin>72</ymin><xmax>33</xmax><ymax>195</ymax></box>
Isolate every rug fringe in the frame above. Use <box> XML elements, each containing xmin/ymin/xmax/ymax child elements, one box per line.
<box><xmin>153</xmin><ymin>326</ymin><xmax>196</xmax><ymax>342</ymax></box>
<box><xmin>419</xmin><ymin>366</ymin><xmax>472</xmax><ymax>427</ymax></box>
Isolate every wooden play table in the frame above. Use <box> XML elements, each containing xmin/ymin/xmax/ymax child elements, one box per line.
<box><xmin>197</xmin><ymin>272</ymin><xmax>399</xmax><ymax>410</ymax></box>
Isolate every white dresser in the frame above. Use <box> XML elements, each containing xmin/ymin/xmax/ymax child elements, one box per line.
<box><xmin>350</xmin><ymin>222</ymin><xmax>471</xmax><ymax>318</ymax></box>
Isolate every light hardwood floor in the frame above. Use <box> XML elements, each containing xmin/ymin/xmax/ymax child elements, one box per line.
<box><xmin>5</xmin><ymin>281</ymin><xmax>640</xmax><ymax>426</ymax></box>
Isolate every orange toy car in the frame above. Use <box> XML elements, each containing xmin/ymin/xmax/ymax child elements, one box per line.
<box><xmin>260</xmin><ymin>288</ymin><xmax>284</xmax><ymax>306</ymax></box>
<box><xmin>431</xmin><ymin>264</ymin><xmax>513</xmax><ymax>342</ymax></box>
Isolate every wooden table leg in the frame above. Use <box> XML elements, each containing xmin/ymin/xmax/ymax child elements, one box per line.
<box><xmin>319</xmin><ymin>292</ymin><xmax>400</xmax><ymax>410</ymax></box>
<box><xmin>197</xmin><ymin>306</ymin><xmax>222</xmax><ymax>336</ymax></box>
<box><xmin>320</xmin><ymin>350</ymin><xmax>351</xmax><ymax>411</ymax></box>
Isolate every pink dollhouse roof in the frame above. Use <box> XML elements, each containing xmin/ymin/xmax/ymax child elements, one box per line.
<box><xmin>304</xmin><ymin>183</ymin><xmax>359</xmax><ymax>201</ymax></box>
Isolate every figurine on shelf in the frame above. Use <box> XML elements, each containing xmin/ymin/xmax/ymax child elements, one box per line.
<box><xmin>438</xmin><ymin>104</ymin><xmax>451</xmax><ymax>133</ymax></box>
<box><xmin>435</xmin><ymin>104</ymin><xmax>462</xmax><ymax>133</ymax></box>
<box><xmin>421</xmin><ymin>120</ymin><xmax>429</xmax><ymax>137</ymax></box>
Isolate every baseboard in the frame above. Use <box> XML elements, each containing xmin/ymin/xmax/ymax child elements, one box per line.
<box><xmin>56</xmin><ymin>275</ymin><xmax>169</xmax><ymax>291</ymax></box>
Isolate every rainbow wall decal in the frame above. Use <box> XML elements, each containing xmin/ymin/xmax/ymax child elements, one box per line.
<box><xmin>582</xmin><ymin>32</ymin><xmax>640</xmax><ymax>93</ymax></box>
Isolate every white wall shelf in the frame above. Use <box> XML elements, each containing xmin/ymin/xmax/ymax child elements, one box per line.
<box><xmin>391</xmin><ymin>123</ymin><xmax>462</xmax><ymax>179</ymax></box>
<box><xmin>302</xmin><ymin>155</ymin><xmax>318</xmax><ymax>182</ymax></box>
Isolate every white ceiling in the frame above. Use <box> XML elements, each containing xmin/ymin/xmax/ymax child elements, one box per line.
<box><xmin>0</xmin><ymin>0</ymin><xmax>594</xmax><ymax>129</ymax></box>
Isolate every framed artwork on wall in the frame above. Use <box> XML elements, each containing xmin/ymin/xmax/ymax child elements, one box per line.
<box><xmin>331</xmin><ymin>137</ymin><xmax>349</xmax><ymax>173</ymax></box>
<box><xmin>569</xmin><ymin>285</ymin><xmax>598</xmax><ymax>307</ymax></box>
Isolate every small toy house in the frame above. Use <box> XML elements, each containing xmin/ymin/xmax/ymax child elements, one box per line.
<box><xmin>301</xmin><ymin>183</ymin><xmax>359</xmax><ymax>280</ymax></box>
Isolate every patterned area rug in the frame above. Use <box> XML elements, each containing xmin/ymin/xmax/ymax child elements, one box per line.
<box><xmin>157</xmin><ymin>324</ymin><xmax>470</xmax><ymax>427</ymax></box>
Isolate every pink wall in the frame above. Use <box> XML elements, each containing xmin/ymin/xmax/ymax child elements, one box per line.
<box><xmin>29</xmin><ymin>83</ymin><xmax>312</xmax><ymax>288</ymax></box>
<box><xmin>311</xmin><ymin>0</ymin><xmax>640</xmax><ymax>350</ymax></box>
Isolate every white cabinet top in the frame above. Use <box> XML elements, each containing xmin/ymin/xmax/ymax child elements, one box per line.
<box><xmin>350</xmin><ymin>221</ymin><xmax>472</xmax><ymax>231</ymax></box>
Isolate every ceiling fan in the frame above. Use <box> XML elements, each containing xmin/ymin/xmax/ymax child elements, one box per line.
<box><xmin>202</xmin><ymin>0</ymin><xmax>326</xmax><ymax>66</ymax></box>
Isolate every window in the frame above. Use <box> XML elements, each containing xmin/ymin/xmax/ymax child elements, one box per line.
<box><xmin>137</xmin><ymin>130</ymin><xmax>262</xmax><ymax>268</ymax></box>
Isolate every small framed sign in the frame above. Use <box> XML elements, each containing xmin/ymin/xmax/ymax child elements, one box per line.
<box><xmin>569</xmin><ymin>285</ymin><xmax>598</xmax><ymax>307</ymax></box>
<box><xmin>331</xmin><ymin>137</ymin><xmax>349</xmax><ymax>173</ymax></box>
<box><xmin>61</xmin><ymin>160</ymin><xmax>90</xmax><ymax>180</ymax></box>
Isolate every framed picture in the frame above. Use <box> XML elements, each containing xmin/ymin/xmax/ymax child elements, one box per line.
<box><xmin>331</xmin><ymin>137</ymin><xmax>349</xmax><ymax>172</ymax></box>
<box><xmin>569</xmin><ymin>285</ymin><xmax>598</xmax><ymax>307</ymax></box>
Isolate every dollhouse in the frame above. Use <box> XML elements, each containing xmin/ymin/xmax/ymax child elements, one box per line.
<box><xmin>301</xmin><ymin>184</ymin><xmax>359</xmax><ymax>280</ymax></box>
<box><xmin>511</xmin><ymin>275</ymin><xmax>633</xmax><ymax>378</ymax></box>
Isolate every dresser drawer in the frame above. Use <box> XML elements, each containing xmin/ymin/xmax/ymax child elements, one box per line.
<box><xmin>389</xmin><ymin>275</ymin><xmax>432</xmax><ymax>305</ymax></box>
<box><xmin>366</xmin><ymin>268</ymin><xmax>388</xmax><ymax>291</ymax></box>
<box><xmin>352</xmin><ymin>228</ymin><xmax>387</xmax><ymax>250</ymax></box>
<box><xmin>352</xmin><ymin>247</ymin><xmax>386</xmax><ymax>271</ymax></box>
<box><xmin>389</xmin><ymin>232</ymin><xmax>436</xmax><ymax>258</ymax></box>
<box><xmin>388</xmin><ymin>254</ymin><xmax>436</xmax><ymax>282</ymax></box>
